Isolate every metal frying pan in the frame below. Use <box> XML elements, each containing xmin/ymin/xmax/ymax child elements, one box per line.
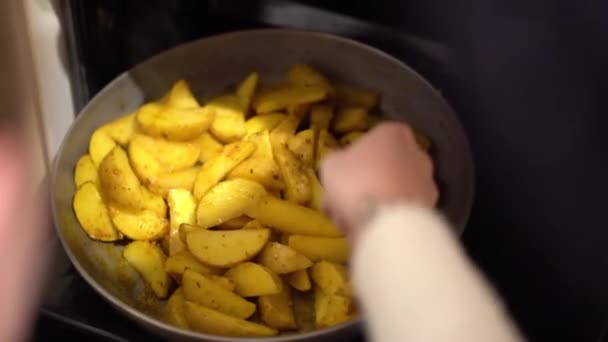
<box><xmin>51</xmin><ymin>29</ymin><xmax>475</xmax><ymax>342</ymax></box>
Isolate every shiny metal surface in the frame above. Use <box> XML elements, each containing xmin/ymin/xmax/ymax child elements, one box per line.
<box><xmin>51</xmin><ymin>29</ymin><xmax>474</xmax><ymax>341</ymax></box>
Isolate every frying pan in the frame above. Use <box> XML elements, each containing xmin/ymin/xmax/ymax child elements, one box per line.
<box><xmin>51</xmin><ymin>29</ymin><xmax>475</xmax><ymax>341</ymax></box>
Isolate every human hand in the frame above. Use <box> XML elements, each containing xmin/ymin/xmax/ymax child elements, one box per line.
<box><xmin>320</xmin><ymin>122</ymin><xmax>438</xmax><ymax>243</ymax></box>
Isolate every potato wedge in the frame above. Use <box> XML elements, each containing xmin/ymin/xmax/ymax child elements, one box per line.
<box><xmin>102</xmin><ymin>112</ymin><xmax>137</xmax><ymax>146</ymax></box>
<box><xmin>246</xmin><ymin>196</ymin><xmax>341</xmax><ymax>237</ymax></box>
<box><xmin>236</xmin><ymin>72</ymin><xmax>259</xmax><ymax>111</ymax></box>
<box><xmin>186</xmin><ymin>228</ymin><xmax>270</xmax><ymax>267</ymax></box>
<box><xmin>89</xmin><ymin>128</ymin><xmax>117</xmax><ymax>167</ymax></box>
<box><xmin>209</xmin><ymin>275</ymin><xmax>236</xmax><ymax>292</ymax></box>
<box><xmin>74</xmin><ymin>154</ymin><xmax>98</xmax><ymax>188</ymax></box>
<box><xmin>196</xmin><ymin>179</ymin><xmax>267</xmax><ymax>229</ymax></box>
<box><xmin>226</xmin><ymin>157</ymin><xmax>284</xmax><ymax>191</ymax></box>
<box><xmin>287</xmin><ymin>64</ymin><xmax>333</xmax><ymax>94</ymax></box>
<box><xmin>314</xmin><ymin>287</ymin><xmax>353</xmax><ymax>328</ymax></box>
<box><xmin>141</xmin><ymin>187</ymin><xmax>168</xmax><ymax>218</ymax></box>
<box><xmin>182</xmin><ymin>270</ymin><xmax>255</xmax><ymax>319</ymax></box>
<box><xmin>332</xmin><ymin>107</ymin><xmax>369</xmax><ymax>134</ymax></box>
<box><xmin>310</xmin><ymin>104</ymin><xmax>334</xmax><ymax>132</ymax></box>
<box><xmin>270</xmin><ymin>112</ymin><xmax>303</xmax><ymax>147</ymax></box>
<box><xmin>128</xmin><ymin>136</ymin><xmax>163</xmax><ymax>185</ymax></box>
<box><xmin>255</xmin><ymin>85</ymin><xmax>328</xmax><ymax>114</ymax></box>
<box><xmin>274</xmin><ymin>145</ymin><xmax>311</xmax><ymax>204</ymax></box>
<box><xmin>334</xmin><ymin>83</ymin><xmax>379</xmax><ymax>110</ymax></box>
<box><xmin>241</xmin><ymin>220</ymin><xmax>266</xmax><ymax>230</ymax></box>
<box><xmin>137</xmin><ymin>102</ymin><xmax>214</xmax><ymax>141</ymax></box>
<box><xmin>310</xmin><ymin>261</ymin><xmax>351</xmax><ymax>296</ymax></box>
<box><xmin>165</xmin><ymin>288</ymin><xmax>189</xmax><ymax>329</ymax></box>
<box><xmin>307</xmin><ymin>169</ymin><xmax>323</xmax><ymax>211</ymax></box>
<box><xmin>123</xmin><ymin>241</ymin><xmax>171</xmax><ymax>298</ymax></box>
<box><xmin>287</xmin><ymin>129</ymin><xmax>314</xmax><ymax>166</ymax></box>
<box><xmin>288</xmin><ymin>236</ymin><xmax>349</xmax><ymax>264</ymax></box>
<box><xmin>193</xmin><ymin>140</ymin><xmax>256</xmax><ymax>200</ymax></box>
<box><xmin>258</xmin><ymin>242</ymin><xmax>313</xmax><ymax>274</ymax></box>
<box><xmin>245</xmin><ymin>113</ymin><xmax>285</xmax><ymax>135</ymax></box>
<box><xmin>207</xmin><ymin>94</ymin><xmax>247</xmax><ymax>143</ymax></box>
<box><xmin>339</xmin><ymin>131</ymin><xmax>364</xmax><ymax>146</ymax></box>
<box><xmin>218</xmin><ymin>216</ymin><xmax>252</xmax><ymax>230</ymax></box>
<box><xmin>315</xmin><ymin>130</ymin><xmax>339</xmax><ymax>170</ymax></box>
<box><xmin>98</xmin><ymin>146</ymin><xmax>145</xmax><ymax>210</ymax></box>
<box><xmin>225</xmin><ymin>262</ymin><xmax>282</xmax><ymax>297</ymax></box>
<box><xmin>183</xmin><ymin>301</ymin><xmax>277</xmax><ymax>337</ymax></box>
<box><xmin>167</xmin><ymin>79</ymin><xmax>200</xmax><ymax>109</ymax></box>
<box><xmin>73</xmin><ymin>182</ymin><xmax>121</xmax><ymax>241</ymax></box>
<box><xmin>132</xmin><ymin>134</ymin><xmax>200</xmax><ymax>172</ymax></box>
<box><xmin>178</xmin><ymin>223</ymin><xmax>205</xmax><ymax>245</ymax></box>
<box><xmin>150</xmin><ymin>167</ymin><xmax>200</xmax><ymax>198</ymax></box>
<box><xmin>197</xmin><ymin>132</ymin><xmax>223</xmax><ymax>163</ymax></box>
<box><xmin>165</xmin><ymin>251</ymin><xmax>223</xmax><ymax>281</ymax></box>
<box><xmin>259</xmin><ymin>280</ymin><xmax>297</xmax><ymax>330</ymax></box>
<box><xmin>167</xmin><ymin>189</ymin><xmax>196</xmax><ymax>255</ymax></box>
<box><xmin>285</xmin><ymin>269</ymin><xmax>312</xmax><ymax>292</ymax></box>
<box><xmin>245</xmin><ymin>129</ymin><xmax>274</xmax><ymax>160</ymax></box>
<box><xmin>109</xmin><ymin>207</ymin><xmax>168</xmax><ymax>241</ymax></box>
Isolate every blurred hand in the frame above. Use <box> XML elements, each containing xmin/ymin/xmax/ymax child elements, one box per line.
<box><xmin>320</xmin><ymin>122</ymin><xmax>438</xmax><ymax>243</ymax></box>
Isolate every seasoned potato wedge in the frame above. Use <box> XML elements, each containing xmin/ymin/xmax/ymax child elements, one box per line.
<box><xmin>131</xmin><ymin>134</ymin><xmax>200</xmax><ymax>172</ymax></box>
<box><xmin>255</xmin><ymin>85</ymin><xmax>328</xmax><ymax>114</ymax></box>
<box><xmin>197</xmin><ymin>133</ymin><xmax>223</xmax><ymax>163</ymax></box>
<box><xmin>167</xmin><ymin>79</ymin><xmax>200</xmax><ymax>109</ymax></box>
<box><xmin>150</xmin><ymin>167</ymin><xmax>200</xmax><ymax>198</ymax></box>
<box><xmin>225</xmin><ymin>262</ymin><xmax>283</xmax><ymax>297</ymax></box>
<box><xmin>165</xmin><ymin>251</ymin><xmax>222</xmax><ymax>281</ymax></box>
<box><xmin>141</xmin><ymin>187</ymin><xmax>168</xmax><ymax>218</ymax></box>
<box><xmin>209</xmin><ymin>275</ymin><xmax>236</xmax><ymax>292</ymax></box>
<box><xmin>109</xmin><ymin>206</ymin><xmax>169</xmax><ymax>241</ymax></box>
<box><xmin>165</xmin><ymin>288</ymin><xmax>189</xmax><ymax>329</ymax></box>
<box><xmin>245</xmin><ymin>129</ymin><xmax>274</xmax><ymax>160</ymax></box>
<box><xmin>98</xmin><ymin>146</ymin><xmax>145</xmax><ymax>210</ymax></box>
<box><xmin>332</xmin><ymin>107</ymin><xmax>369</xmax><ymax>134</ymax></box>
<box><xmin>287</xmin><ymin>129</ymin><xmax>314</xmax><ymax>166</ymax></box>
<box><xmin>102</xmin><ymin>112</ymin><xmax>137</xmax><ymax>146</ymax></box>
<box><xmin>314</xmin><ymin>287</ymin><xmax>353</xmax><ymax>328</ymax></box>
<box><xmin>183</xmin><ymin>301</ymin><xmax>277</xmax><ymax>337</ymax></box>
<box><xmin>242</xmin><ymin>220</ymin><xmax>266</xmax><ymax>230</ymax></box>
<box><xmin>182</xmin><ymin>270</ymin><xmax>255</xmax><ymax>319</ymax></box>
<box><xmin>236</xmin><ymin>72</ymin><xmax>259</xmax><ymax>110</ymax></box>
<box><xmin>207</xmin><ymin>94</ymin><xmax>247</xmax><ymax>143</ymax></box>
<box><xmin>334</xmin><ymin>83</ymin><xmax>379</xmax><ymax>110</ymax></box>
<box><xmin>186</xmin><ymin>228</ymin><xmax>270</xmax><ymax>267</ymax></box>
<box><xmin>193</xmin><ymin>141</ymin><xmax>256</xmax><ymax>200</ymax></box>
<box><xmin>167</xmin><ymin>189</ymin><xmax>196</xmax><ymax>255</ymax></box>
<box><xmin>178</xmin><ymin>223</ymin><xmax>205</xmax><ymax>245</ymax></box>
<box><xmin>285</xmin><ymin>269</ymin><xmax>312</xmax><ymax>292</ymax></box>
<box><xmin>310</xmin><ymin>261</ymin><xmax>351</xmax><ymax>296</ymax></box>
<box><xmin>258</xmin><ymin>242</ymin><xmax>313</xmax><ymax>274</ymax></box>
<box><xmin>123</xmin><ymin>241</ymin><xmax>171</xmax><ymax>298</ymax></box>
<box><xmin>339</xmin><ymin>131</ymin><xmax>364</xmax><ymax>146</ymax></box>
<box><xmin>315</xmin><ymin>130</ymin><xmax>339</xmax><ymax>170</ymax></box>
<box><xmin>73</xmin><ymin>182</ymin><xmax>121</xmax><ymax>241</ymax></box>
<box><xmin>259</xmin><ymin>280</ymin><xmax>297</xmax><ymax>330</ymax></box>
<box><xmin>128</xmin><ymin>136</ymin><xmax>163</xmax><ymax>185</ymax></box>
<box><xmin>89</xmin><ymin>128</ymin><xmax>117</xmax><ymax>167</ymax></box>
<box><xmin>245</xmin><ymin>113</ymin><xmax>285</xmax><ymax>135</ymax></box>
<box><xmin>270</xmin><ymin>112</ymin><xmax>303</xmax><ymax>147</ymax></box>
<box><xmin>310</xmin><ymin>104</ymin><xmax>334</xmax><ymax>132</ymax></box>
<box><xmin>137</xmin><ymin>102</ymin><xmax>214</xmax><ymax>141</ymax></box>
<box><xmin>74</xmin><ymin>154</ymin><xmax>98</xmax><ymax>188</ymax></box>
<box><xmin>288</xmin><ymin>236</ymin><xmax>349</xmax><ymax>264</ymax></box>
<box><xmin>218</xmin><ymin>216</ymin><xmax>252</xmax><ymax>230</ymax></box>
<box><xmin>196</xmin><ymin>179</ymin><xmax>267</xmax><ymax>229</ymax></box>
<box><xmin>246</xmin><ymin>196</ymin><xmax>341</xmax><ymax>237</ymax></box>
<box><xmin>307</xmin><ymin>169</ymin><xmax>323</xmax><ymax>211</ymax></box>
<box><xmin>274</xmin><ymin>145</ymin><xmax>311</xmax><ymax>204</ymax></box>
<box><xmin>287</xmin><ymin>64</ymin><xmax>333</xmax><ymax>94</ymax></box>
<box><xmin>227</xmin><ymin>157</ymin><xmax>284</xmax><ymax>191</ymax></box>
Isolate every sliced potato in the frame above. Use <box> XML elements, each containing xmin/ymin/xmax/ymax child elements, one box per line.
<box><xmin>246</xmin><ymin>196</ymin><xmax>341</xmax><ymax>237</ymax></box>
<box><xmin>193</xmin><ymin>141</ymin><xmax>256</xmax><ymax>200</ymax></box>
<box><xmin>89</xmin><ymin>128</ymin><xmax>117</xmax><ymax>167</ymax></box>
<box><xmin>183</xmin><ymin>301</ymin><xmax>277</xmax><ymax>337</ymax></box>
<box><xmin>236</xmin><ymin>72</ymin><xmax>259</xmax><ymax>110</ymax></box>
<box><xmin>167</xmin><ymin>79</ymin><xmax>200</xmax><ymax>109</ymax></box>
<box><xmin>165</xmin><ymin>288</ymin><xmax>189</xmax><ymax>329</ymax></box>
<box><xmin>287</xmin><ymin>64</ymin><xmax>333</xmax><ymax>94</ymax></box>
<box><xmin>310</xmin><ymin>261</ymin><xmax>351</xmax><ymax>296</ymax></box>
<box><xmin>258</xmin><ymin>242</ymin><xmax>313</xmax><ymax>274</ymax></box>
<box><xmin>245</xmin><ymin>113</ymin><xmax>285</xmax><ymax>135</ymax></box>
<box><xmin>182</xmin><ymin>270</ymin><xmax>255</xmax><ymax>319</ymax></box>
<box><xmin>332</xmin><ymin>107</ymin><xmax>369</xmax><ymax>134</ymax></box>
<box><xmin>288</xmin><ymin>236</ymin><xmax>349</xmax><ymax>264</ymax></box>
<box><xmin>167</xmin><ymin>189</ymin><xmax>196</xmax><ymax>256</ymax></box>
<box><xmin>285</xmin><ymin>269</ymin><xmax>312</xmax><ymax>292</ymax></box>
<box><xmin>307</xmin><ymin>169</ymin><xmax>323</xmax><ymax>211</ymax></box>
<box><xmin>197</xmin><ymin>132</ymin><xmax>224</xmax><ymax>162</ymax></box>
<box><xmin>109</xmin><ymin>207</ymin><xmax>168</xmax><ymax>241</ymax></box>
<box><xmin>287</xmin><ymin>129</ymin><xmax>314</xmax><ymax>166</ymax></box>
<box><xmin>98</xmin><ymin>146</ymin><xmax>145</xmax><ymax>210</ymax></box>
<box><xmin>334</xmin><ymin>83</ymin><xmax>379</xmax><ymax>110</ymax></box>
<box><xmin>207</xmin><ymin>94</ymin><xmax>246</xmax><ymax>143</ymax></box>
<box><xmin>74</xmin><ymin>154</ymin><xmax>98</xmax><ymax>188</ymax></box>
<box><xmin>245</xmin><ymin>129</ymin><xmax>274</xmax><ymax>160</ymax></box>
<box><xmin>314</xmin><ymin>287</ymin><xmax>353</xmax><ymax>328</ymax></box>
<box><xmin>186</xmin><ymin>229</ymin><xmax>270</xmax><ymax>268</ymax></box>
<box><xmin>136</xmin><ymin>102</ymin><xmax>214</xmax><ymax>141</ymax></box>
<box><xmin>218</xmin><ymin>216</ymin><xmax>252</xmax><ymax>230</ymax></box>
<box><xmin>339</xmin><ymin>131</ymin><xmax>364</xmax><ymax>146</ymax></box>
<box><xmin>150</xmin><ymin>167</ymin><xmax>200</xmax><ymax>198</ymax></box>
<box><xmin>196</xmin><ymin>179</ymin><xmax>267</xmax><ymax>229</ymax></box>
<box><xmin>226</xmin><ymin>157</ymin><xmax>284</xmax><ymax>191</ymax></box>
<box><xmin>73</xmin><ymin>182</ymin><xmax>121</xmax><ymax>241</ymax></box>
<box><xmin>165</xmin><ymin>251</ymin><xmax>222</xmax><ymax>281</ymax></box>
<box><xmin>123</xmin><ymin>241</ymin><xmax>171</xmax><ymax>298</ymax></box>
<box><xmin>259</xmin><ymin>280</ymin><xmax>297</xmax><ymax>330</ymax></box>
<box><xmin>255</xmin><ymin>85</ymin><xmax>328</xmax><ymax>114</ymax></box>
<box><xmin>310</xmin><ymin>104</ymin><xmax>334</xmax><ymax>132</ymax></box>
<box><xmin>274</xmin><ymin>145</ymin><xmax>311</xmax><ymax>205</ymax></box>
<box><xmin>225</xmin><ymin>262</ymin><xmax>282</xmax><ymax>297</ymax></box>
<box><xmin>209</xmin><ymin>275</ymin><xmax>236</xmax><ymax>292</ymax></box>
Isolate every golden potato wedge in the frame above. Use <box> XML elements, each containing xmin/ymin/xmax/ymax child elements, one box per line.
<box><xmin>165</xmin><ymin>251</ymin><xmax>222</xmax><ymax>281</ymax></box>
<box><xmin>246</xmin><ymin>196</ymin><xmax>341</xmax><ymax>237</ymax></box>
<box><xmin>259</xmin><ymin>280</ymin><xmax>297</xmax><ymax>330</ymax></box>
<box><xmin>218</xmin><ymin>216</ymin><xmax>252</xmax><ymax>230</ymax></box>
<box><xmin>208</xmin><ymin>275</ymin><xmax>236</xmax><ymax>292</ymax></box>
<box><xmin>131</xmin><ymin>134</ymin><xmax>200</xmax><ymax>172</ymax></box>
<box><xmin>196</xmin><ymin>179</ymin><xmax>267</xmax><ymax>229</ymax></box>
<box><xmin>288</xmin><ymin>236</ymin><xmax>349</xmax><ymax>264</ymax></box>
<box><xmin>314</xmin><ymin>287</ymin><xmax>353</xmax><ymax>328</ymax></box>
<box><xmin>339</xmin><ymin>131</ymin><xmax>364</xmax><ymax>146</ymax></box>
<box><xmin>73</xmin><ymin>182</ymin><xmax>121</xmax><ymax>241</ymax></box>
<box><xmin>273</xmin><ymin>145</ymin><xmax>311</xmax><ymax>204</ymax></box>
<box><xmin>307</xmin><ymin>169</ymin><xmax>323</xmax><ymax>211</ymax></box>
<box><xmin>236</xmin><ymin>72</ymin><xmax>259</xmax><ymax>111</ymax></box>
<box><xmin>207</xmin><ymin>94</ymin><xmax>247</xmax><ymax>143</ymax></box>
<box><xmin>150</xmin><ymin>167</ymin><xmax>200</xmax><ymax>198</ymax></box>
<box><xmin>225</xmin><ymin>262</ymin><xmax>283</xmax><ymax>297</ymax></box>
<box><xmin>141</xmin><ymin>187</ymin><xmax>168</xmax><ymax>218</ymax></box>
<box><xmin>128</xmin><ymin>136</ymin><xmax>163</xmax><ymax>185</ymax></box>
<box><xmin>193</xmin><ymin>140</ymin><xmax>256</xmax><ymax>200</ymax></box>
<box><xmin>136</xmin><ymin>102</ymin><xmax>214</xmax><ymax>141</ymax></box>
<box><xmin>109</xmin><ymin>207</ymin><xmax>168</xmax><ymax>241</ymax></box>
<box><xmin>167</xmin><ymin>79</ymin><xmax>200</xmax><ymax>109</ymax></box>
<box><xmin>255</xmin><ymin>85</ymin><xmax>328</xmax><ymax>114</ymax></box>
<box><xmin>241</xmin><ymin>220</ymin><xmax>266</xmax><ymax>230</ymax></box>
<box><xmin>102</xmin><ymin>112</ymin><xmax>137</xmax><ymax>146</ymax></box>
<box><xmin>183</xmin><ymin>301</ymin><xmax>277</xmax><ymax>337</ymax></box>
<box><xmin>310</xmin><ymin>104</ymin><xmax>334</xmax><ymax>132</ymax></box>
<box><xmin>285</xmin><ymin>269</ymin><xmax>312</xmax><ymax>292</ymax></box>
<box><xmin>270</xmin><ymin>112</ymin><xmax>303</xmax><ymax>147</ymax></box>
<box><xmin>287</xmin><ymin>129</ymin><xmax>314</xmax><ymax>166</ymax></box>
<box><xmin>226</xmin><ymin>157</ymin><xmax>284</xmax><ymax>191</ymax></box>
<box><xmin>197</xmin><ymin>132</ymin><xmax>223</xmax><ymax>163</ymax></box>
<box><xmin>334</xmin><ymin>83</ymin><xmax>379</xmax><ymax>110</ymax></box>
<box><xmin>74</xmin><ymin>154</ymin><xmax>98</xmax><ymax>188</ymax></box>
<box><xmin>178</xmin><ymin>223</ymin><xmax>205</xmax><ymax>245</ymax></box>
<box><xmin>287</xmin><ymin>64</ymin><xmax>333</xmax><ymax>94</ymax></box>
<box><xmin>258</xmin><ymin>242</ymin><xmax>313</xmax><ymax>274</ymax></box>
<box><xmin>98</xmin><ymin>146</ymin><xmax>145</xmax><ymax>210</ymax></box>
<box><xmin>332</xmin><ymin>107</ymin><xmax>369</xmax><ymax>134</ymax></box>
<box><xmin>89</xmin><ymin>128</ymin><xmax>117</xmax><ymax>167</ymax></box>
<box><xmin>167</xmin><ymin>189</ymin><xmax>196</xmax><ymax>255</ymax></box>
<box><xmin>245</xmin><ymin>129</ymin><xmax>274</xmax><ymax>160</ymax></box>
<box><xmin>186</xmin><ymin>228</ymin><xmax>270</xmax><ymax>268</ymax></box>
<box><xmin>310</xmin><ymin>261</ymin><xmax>351</xmax><ymax>296</ymax></box>
<box><xmin>315</xmin><ymin>130</ymin><xmax>339</xmax><ymax>170</ymax></box>
<box><xmin>165</xmin><ymin>288</ymin><xmax>189</xmax><ymax>329</ymax></box>
<box><xmin>123</xmin><ymin>240</ymin><xmax>171</xmax><ymax>298</ymax></box>
<box><xmin>245</xmin><ymin>113</ymin><xmax>285</xmax><ymax>135</ymax></box>
<box><xmin>182</xmin><ymin>270</ymin><xmax>255</xmax><ymax>319</ymax></box>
